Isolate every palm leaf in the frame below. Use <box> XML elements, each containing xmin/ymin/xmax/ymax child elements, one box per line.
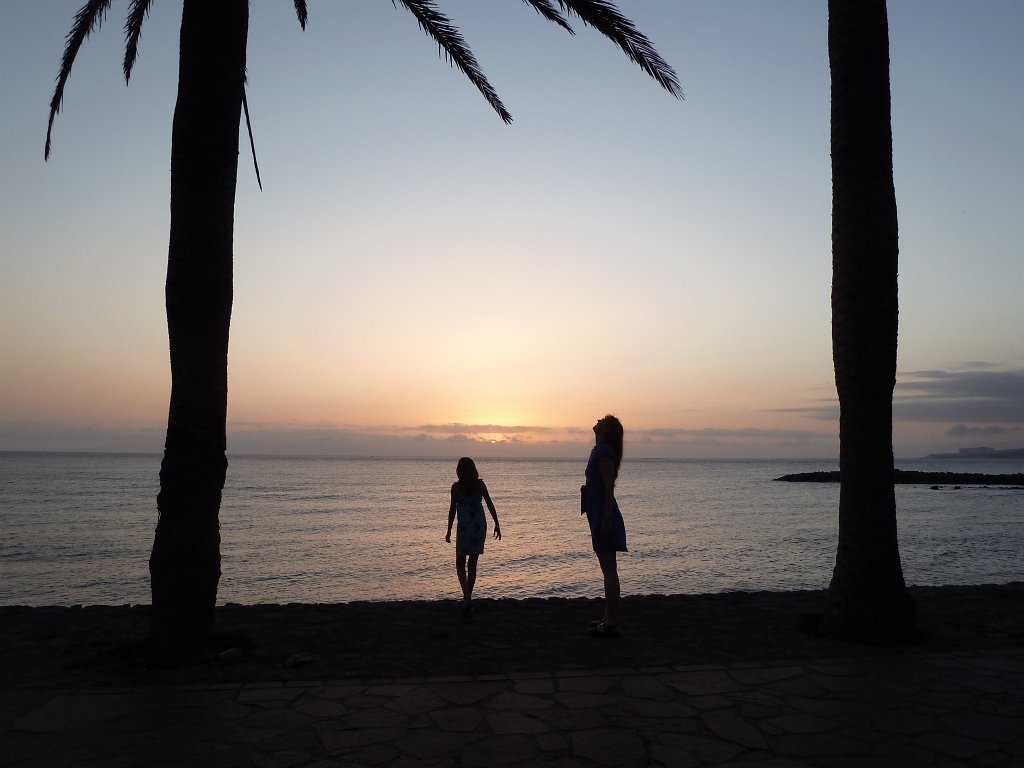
<box><xmin>392</xmin><ymin>0</ymin><xmax>512</xmax><ymax>124</ymax></box>
<box><xmin>46</xmin><ymin>0</ymin><xmax>113</xmax><ymax>160</ymax></box>
<box><xmin>553</xmin><ymin>0</ymin><xmax>682</xmax><ymax>98</ymax></box>
<box><xmin>123</xmin><ymin>0</ymin><xmax>154</xmax><ymax>83</ymax></box>
<box><xmin>242</xmin><ymin>86</ymin><xmax>263</xmax><ymax>191</ymax></box>
<box><xmin>294</xmin><ymin>0</ymin><xmax>308</xmax><ymax>31</ymax></box>
<box><xmin>520</xmin><ymin>0</ymin><xmax>574</xmax><ymax>34</ymax></box>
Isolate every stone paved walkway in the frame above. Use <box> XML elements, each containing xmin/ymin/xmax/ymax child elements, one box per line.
<box><xmin>4</xmin><ymin>647</ymin><xmax>1023</xmax><ymax>767</ymax></box>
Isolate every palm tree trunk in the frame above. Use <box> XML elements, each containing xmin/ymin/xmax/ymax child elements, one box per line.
<box><xmin>823</xmin><ymin>0</ymin><xmax>915</xmax><ymax>642</ymax></box>
<box><xmin>149</xmin><ymin>0</ymin><xmax>248</xmax><ymax>659</ymax></box>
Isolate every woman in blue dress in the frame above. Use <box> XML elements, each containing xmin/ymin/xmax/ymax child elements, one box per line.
<box><xmin>581</xmin><ymin>414</ymin><xmax>627</xmax><ymax>636</ymax></box>
<box><xmin>445</xmin><ymin>457</ymin><xmax>501</xmax><ymax>614</ymax></box>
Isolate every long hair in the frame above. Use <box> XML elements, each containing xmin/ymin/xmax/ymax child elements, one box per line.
<box><xmin>455</xmin><ymin>456</ymin><xmax>483</xmax><ymax>495</ymax></box>
<box><xmin>600</xmin><ymin>415</ymin><xmax>624</xmax><ymax>476</ymax></box>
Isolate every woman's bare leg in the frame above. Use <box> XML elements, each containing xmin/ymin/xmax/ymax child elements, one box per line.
<box><xmin>595</xmin><ymin>550</ymin><xmax>620</xmax><ymax>627</ymax></box>
<box><xmin>465</xmin><ymin>554</ymin><xmax>479</xmax><ymax>608</ymax></box>
<box><xmin>456</xmin><ymin>554</ymin><xmax>468</xmax><ymax>603</ymax></box>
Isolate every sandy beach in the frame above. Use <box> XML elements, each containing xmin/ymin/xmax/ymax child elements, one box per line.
<box><xmin>3</xmin><ymin>584</ymin><xmax>1022</xmax><ymax>690</ymax></box>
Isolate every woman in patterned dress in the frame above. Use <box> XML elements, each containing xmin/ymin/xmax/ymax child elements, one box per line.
<box><xmin>445</xmin><ymin>457</ymin><xmax>501</xmax><ymax>614</ymax></box>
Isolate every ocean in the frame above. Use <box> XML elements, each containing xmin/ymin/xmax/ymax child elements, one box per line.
<box><xmin>1</xmin><ymin>452</ymin><xmax>1021</xmax><ymax>607</ymax></box>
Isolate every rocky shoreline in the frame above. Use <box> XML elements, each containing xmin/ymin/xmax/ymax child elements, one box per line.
<box><xmin>3</xmin><ymin>584</ymin><xmax>1023</xmax><ymax>690</ymax></box>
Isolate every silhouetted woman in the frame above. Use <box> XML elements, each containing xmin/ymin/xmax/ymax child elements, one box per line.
<box><xmin>446</xmin><ymin>457</ymin><xmax>501</xmax><ymax>615</ymax></box>
<box><xmin>581</xmin><ymin>415</ymin><xmax>627</xmax><ymax>636</ymax></box>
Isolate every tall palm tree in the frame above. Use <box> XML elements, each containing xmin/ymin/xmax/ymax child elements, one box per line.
<box><xmin>823</xmin><ymin>0</ymin><xmax>915</xmax><ymax>642</ymax></box>
<box><xmin>46</xmin><ymin>0</ymin><xmax>681</xmax><ymax>661</ymax></box>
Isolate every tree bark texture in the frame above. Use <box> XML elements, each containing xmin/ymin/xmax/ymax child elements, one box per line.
<box><xmin>149</xmin><ymin>0</ymin><xmax>248</xmax><ymax>658</ymax></box>
<box><xmin>824</xmin><ymin>0</ymin><xmax>915</xmax><ymax>642</ymax></box>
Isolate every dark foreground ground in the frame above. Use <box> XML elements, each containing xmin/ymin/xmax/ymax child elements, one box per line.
<box><xmin>3</xmin><ymin>584</ymin><xmax>1022</xmax><ymax>690</ymax></box>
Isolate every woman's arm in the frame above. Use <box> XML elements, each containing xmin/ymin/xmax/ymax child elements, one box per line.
<box><xmin>445</xmin><ymin>484</ymin><xmax>457</xmax><ymax>543</ymax></box>
<box><xmin>481</xmin><ymin>481</ymin><xmax>501</xmax><ymax>540</ymax></box>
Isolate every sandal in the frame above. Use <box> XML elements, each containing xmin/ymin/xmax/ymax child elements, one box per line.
<box><xmin>588</xmin><ymin>621</ymin><xmax>621</xmax><ymax>637</ymax></box>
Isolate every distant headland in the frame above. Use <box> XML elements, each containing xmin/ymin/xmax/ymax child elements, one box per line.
<box><xmin>774</xmin><ymin>469</ymin><xmax>1024</xmax><ymax>485</ymax></box>
<box><xmin>775</xmin><ymin>446</ymin><xmax>1024</xmax><ymax>484</ymax></box>
<box><xmin>922</xmin><ymin>446</ymin><xmax>1024</xmax><ymax>459</ymax></box>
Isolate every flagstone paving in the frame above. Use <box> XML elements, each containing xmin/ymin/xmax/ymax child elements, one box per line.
<box><xmin>4</xmin><ymin>647</ymin><xmax>1023</xmax><ymax>767</ymax></box>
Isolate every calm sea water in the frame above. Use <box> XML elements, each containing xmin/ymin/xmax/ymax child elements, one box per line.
<box><xmin>1</xmin><ymin>452</ymin><xmax>1021</xmax><ymax>606</ymax></box>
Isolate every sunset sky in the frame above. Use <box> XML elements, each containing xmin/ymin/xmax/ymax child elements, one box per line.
<box><xmin>2</xmin><ymin>1</ymin><xmax>1022</xmax><ymax>459</ymax></box>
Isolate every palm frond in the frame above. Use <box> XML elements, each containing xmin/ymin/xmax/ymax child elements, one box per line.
<box><xmin>46</xmin><ymin>0</ymin><xmax>114</xmax><ymax>160</ymax></box>
<box><xmin>555</xmin><ymin>0</ymin><xmax>682</xmax><ymax>98</ymax></box>
<box><xmin>520</xmin><ymin>0</ymin><xmax>574</xmax><ymax>34</ymax></box>
<box><xmin>242</xmin><ymin>86</ymin><xmax>263</xmax><ymax>191</ymax></box>
<box><xmin>294</xmin><ymin>0</ymin><xmax>308</xmax><ymax>31</ymax></box>
<box><xmin>123</xmin><ymin>0</ymin><xmax>154</xmax><ymax>83</ymax></box>
<box><xmin>393</xmin><ymin>0</ymin><xmax>512</xmax><ymax>124</ymax></box>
